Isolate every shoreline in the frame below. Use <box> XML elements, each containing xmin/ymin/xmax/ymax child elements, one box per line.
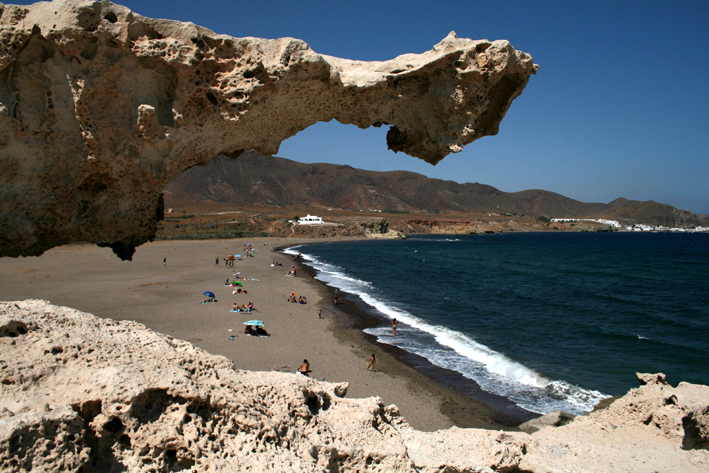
<box><xmin>281</xmin><ymin>241</ymin><xmax>536</xmax><ymax>427</ymax></box>
<box><xmin>0</xmin><ymin>237</ymin><xmax>523</xmax><ymax>431</ymax></box>
<box><xmin>3</xmin><ymin>240</ymin><xmax>708</xmax><ymax>472</ymax></box>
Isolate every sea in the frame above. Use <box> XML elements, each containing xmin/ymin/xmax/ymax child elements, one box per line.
<box><xmin>283</xmin><ymin>232</ymin><xmax>709</xmax><ymax>417</ymax></box>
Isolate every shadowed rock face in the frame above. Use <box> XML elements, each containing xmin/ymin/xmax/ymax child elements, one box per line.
<box><xmin>0</xmin><ymin>0</ymin><xmax>537</xmax><ymax>259</ymax></box>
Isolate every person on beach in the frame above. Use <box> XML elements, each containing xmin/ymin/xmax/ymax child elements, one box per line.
<box><xmin>333</xmin><ymin>289</ymin><xmax>339</xmax><ymax>305</ymax></box>
<box><xmin>366</xmin><ymin>354</ymin><xmax>376</xmax><ymax>371</ymax></box>
<box><xmin>292</xmin><ymin>267</ymin><xmax>297</xmax><ymax>277</ymax></box>
<box><xmin>163</xmin><ymin>257</ymin><xmax>166</xmax><ymax>266</ymax></box>
<box><xmin>391</xmin><ymin>318</ymin><xmax>398</xmax><ymax>337</ymax></box>
<box><xmin>318</xmin><ymin>309</ymin><xmax>322</xmax><ymax>319</ymax></box>
<box><xmin>297</xmin><ymin>359</ymin><xmax>311</xmax><ymax>376</ymax></box>
<box><xmin>216</xmin><ymin>257</ymin><xmax>219</xmax><ymax>266</ymax></box>
<box><xmin>255</xmin><ymin>326</ymin><xmax>270</xmax><ymax>336</ymax></box>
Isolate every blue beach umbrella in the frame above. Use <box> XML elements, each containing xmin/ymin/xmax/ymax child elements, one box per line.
<box><xmin>203</xmin><ymin>291</ymin><xmax>215</xmax><ymax>298</ymax></box>
<box><xmin>243</xmin><ymin>320</ymin><xmax>264</xmax><ymax>326</ymax></box>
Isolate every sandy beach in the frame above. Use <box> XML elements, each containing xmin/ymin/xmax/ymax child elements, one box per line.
<box><xmin>0</xmin><ymin>238</ymin><xmax>509</xmax><ymax>432</ymax></box>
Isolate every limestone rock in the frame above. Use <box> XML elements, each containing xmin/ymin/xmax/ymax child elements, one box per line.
<box><xmin>364</xmin><ymin>230</ymin><xmax>405</xmax><ymax>240</ymax></box>
<box><xmin>2</xmin><ymin>300</ymin><xmax>708</xmax><ymax>472</ymax></box>
<box><xmin>0</xmin><ymin>300</ymin><xmax>414</xmax><ymax>472</ymax></box>
<box><xmin>0</xmin><ymin>0</ymin><xmax>537</xmax><ymax>259</ymax></box>
<box><xmin>637</xmin><ymin>371</ymin><xmax>670</xmax><ymax>386</ymax></box>
<box><xmin>518</xmin><ymin>409</ymin><xmax>576</xmax><ymax>434</ymax></box>
<box><xmin>361</xmin><ymin>218</ymin><xmax>405</xmax><ymax>238</ymax></box>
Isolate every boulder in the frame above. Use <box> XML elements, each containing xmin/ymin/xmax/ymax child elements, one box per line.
<box><xmin>518</xmin><ymin>410</ymin><xmax>576</xmax><ymax>434</ymax></box>
<box><xmin>637</xmin><ymin>372</ymin><xmax>670</xmax><ymax>386</ymax></box>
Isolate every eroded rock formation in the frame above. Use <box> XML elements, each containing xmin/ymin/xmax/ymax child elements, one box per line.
<box><xmin>2</xmin><ymin>300</ymin><xmax>708</xmax><ymax>472</ymax></box>
<box><xmin>0</xmin><ymin>0</ymin><xmax>537</xmax><ymax>259</ymax></box>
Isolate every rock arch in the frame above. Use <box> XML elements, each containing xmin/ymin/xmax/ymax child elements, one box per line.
<box><xmin>0</xmin><ymin>0</ymin><xmax>537</xmax><ymax>259</ymax></box>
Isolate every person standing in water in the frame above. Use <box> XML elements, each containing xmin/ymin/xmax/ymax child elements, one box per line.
<box><xmin>391</xmin><ymin>318</ymin><xmax>398</xmax><ymax>337</ymax></box>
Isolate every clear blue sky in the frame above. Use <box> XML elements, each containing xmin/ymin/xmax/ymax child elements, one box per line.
<box><xmin>17</xmin><ymin>0</ymin><xmax>709</xmax><ymax>213</ymax></box>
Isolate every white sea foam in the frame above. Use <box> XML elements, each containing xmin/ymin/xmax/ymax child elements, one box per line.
<box><xmin>285</xmin><ymin>245</ymin><xmax>610</xmax><ymax>415</ymax></box>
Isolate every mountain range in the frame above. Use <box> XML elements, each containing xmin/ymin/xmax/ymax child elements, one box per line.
<box><xmin>164</xmin><ymin>150</ymin><xmax>707</xmax><ymax>228</ymax></box>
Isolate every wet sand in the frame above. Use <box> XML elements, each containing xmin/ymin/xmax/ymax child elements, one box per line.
<box><xmin>0</xmin><ymin>238</ymin><xmax>516</xmax><ymax>431</ymax></box>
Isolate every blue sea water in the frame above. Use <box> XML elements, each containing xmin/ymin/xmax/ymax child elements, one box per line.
<box><xmin>284</xmin><ymin>232</ymin><xmax>709</xmax><ymax>416</ymax></box>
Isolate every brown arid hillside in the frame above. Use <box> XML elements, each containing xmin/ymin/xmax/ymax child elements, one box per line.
<box><xmin>159</xmin><ymin>151</ymin><xmax>707</xmax><ymax>239</ymax></box>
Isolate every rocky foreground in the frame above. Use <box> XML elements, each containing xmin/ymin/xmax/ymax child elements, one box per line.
<box><xmin>1</xmin><ymin>300</ymin><xmax>707</xmax><ymax>472</ymax></box>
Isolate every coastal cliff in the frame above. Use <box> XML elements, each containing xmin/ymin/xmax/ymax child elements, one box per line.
<box><xmin>0</xmin><ymin>0</ymin><xmax>536</xmax><ymax>259</ymax></box>
<box><xmin>2</xmin><ymin>300</ymin><xmax>707</xmax><ymax>472</ymax></box>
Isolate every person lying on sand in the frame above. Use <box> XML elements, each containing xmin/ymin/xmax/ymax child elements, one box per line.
<box><xmin>255</xmin><ymin>326</ymin><xmax>269</xmax><ymax>336</ymax></box>
<box><xmin>232</xmin><ymin>302</ymin><xmax>253</xmax><ymax>312</ymax></box>
<box><xmin>243</xmin><ymin>325</ymin><xmax>269</xmax><ymax>336</ymax></box>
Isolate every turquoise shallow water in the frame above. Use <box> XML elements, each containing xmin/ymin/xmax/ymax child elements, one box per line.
<box><xmin>285</xmin><ymin>232</ymin><xmax>709</xmax><ymax>415</ymax></box>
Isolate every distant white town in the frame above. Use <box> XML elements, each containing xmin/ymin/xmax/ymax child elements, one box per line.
<box><xmin>550</xmin><ymin>218</ymin><xmax>709</xmax><ymax>233</ymax></box>
<box><xmin>295</xmin><ymin>214</ymin><xmax>707</xmax><ymax>233</ymax></box>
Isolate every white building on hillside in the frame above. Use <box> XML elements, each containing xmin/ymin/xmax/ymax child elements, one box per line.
<box><xmin>298</xmin><ymin>214</ymin><xmax>324</xmax><ymax>225</ymax></box>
